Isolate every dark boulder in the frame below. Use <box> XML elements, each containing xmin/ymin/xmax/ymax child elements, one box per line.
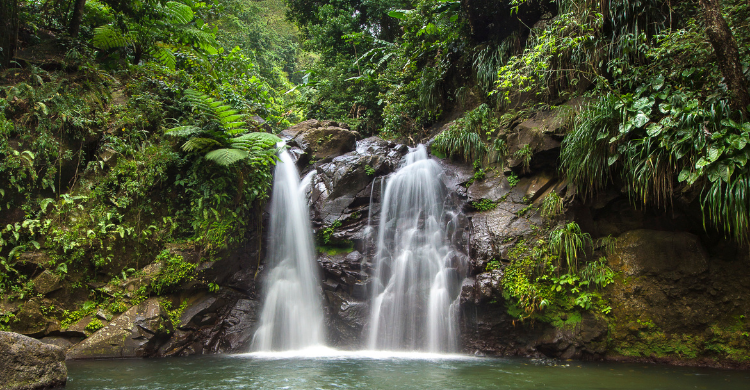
<box><xmin>279</xmin><ymin>119</ymin><xmax>359</xmax><ymax>165</ymax></box>
<box><xmin>0</xmin><ymin>331</ymin><xmax>67</xmax><ymax>390</ymax></box>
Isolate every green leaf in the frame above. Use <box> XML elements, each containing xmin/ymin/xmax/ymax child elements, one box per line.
<box><xmin>152</xmin><ymin>46</ymin><xmax>176</xmax><ymax>70</ymax></box>
<box><xmin>163</xmin><ymin>1</ymin><xmax>194</xmax><ymax>24</ymax></box>
<box><xmin>92</xmin><ymin>25</ymin><xmax>130</xmax><ymax>50</ymax></box>
<box><xmin>632</xmin><ymin>113</ymin><xmax>649</xmax><ymax>128</ymax></box>
<box><xmin>651</xmin><ymin>75</ymin><xmax>665</xmax><ymax>91</ymax></box>
<box><xmin>607</xmin><ymin>155</ymin><xmax>619</xmax><ymax>166</ymax></box>
<box><xmin>204</xmin><ymin>148</ymin><xmax>249</xmax><ymax>166</ymax></box>
<box><xmin>708</xmin><ymin>145</ymin><xmax>725</xmax><ymax>162</ymax></box>
<box><xmin>388</xmin><ymin>9</ymin><xmax>412</xmax><ymax>19</ymax></box>
<box><xmin>696</xmin><ymin>157</ymin><xmax>711</xmax><ymax>169</ymax></box>
<box><xmin>678</xmin><ymin>169</ymin><xmax>690</xmax><ymax>182</ymax></box>
<box><xmin>646</xmin><ymin>123</ymin><xmax>663</xmax><ymax>137</ymax></box>
<box><xmin>633</xmin><ymin>97</ymin><xmax>654</xmax><ymax>112</ymax></box>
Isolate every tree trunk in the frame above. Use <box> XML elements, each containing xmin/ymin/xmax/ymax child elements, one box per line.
<box><xmin>699</xmin><ymin>0</ymin><xmax>750</xmax><ymax>116</ymax></box>
<box><xmin>69</xmin><ymin>0</ymin><xmax>87</xmax><ymax>37</ymax></box>
<box><xmin>0</xmin><ymin>0</ymin><xmax>19</xmax><ymax>68</ymax></box>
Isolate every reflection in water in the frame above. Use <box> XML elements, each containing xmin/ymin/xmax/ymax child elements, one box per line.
<box><xmin>67</xmin><ymin>354</ymin><xmax>750</xmax><ymax>390</ymax></box>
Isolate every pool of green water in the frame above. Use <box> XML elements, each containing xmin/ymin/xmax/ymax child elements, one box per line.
<box><xmin>66</xmin><ymin>350</ymin><xmax>749</xmax><ymax>390</ymax></box>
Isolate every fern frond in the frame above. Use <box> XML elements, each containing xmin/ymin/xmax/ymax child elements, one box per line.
<box><xmin>182</xmin><ymin>137</ymin><xmax>221</xmax><ymax>153</ymax></box>
<box><xmin>93</xmin><ymin>25</ymin><xmax>131</xmax><ymax>50</ymax></box>
<box><xmin>204</xmin><ymin>148</ymin><xmax>249</xmax><ymax>166</ymax></box>
<box><xmin>152</xmin><ymin>45</ymin><xmax>176</xmax><ymax>70</ymax></box>
<box><xmin>162</xmin><ymin>1</ymin><xmax>194</xmax><ymax>24</ymax></box>
<box><xmin>229</xmin><ymin>132</ymin><xmax>281</xmax><ymax>150</ymax></box>
<box><xmin>165</xmin><ymin>126</ymin><xmax>204</xmax><ymax>137</ymax></box>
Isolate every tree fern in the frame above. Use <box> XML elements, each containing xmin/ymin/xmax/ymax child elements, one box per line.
<box><xmin>204</xmin><ymin>148</ymin><xmax>249</xmax><ymax>166</ymax></box>
<box><xmin>161</xmin><ymin>1</ymin><xmax>194</xmax><ymax>25</ymax></box>
<box><xmin>166</xmin><ymin>90</ymin><xmax>281</xmax><ymax>167</ymax></box>
<box><xmin>92</xmin><ymin>25</ymin><xmax>131</xmax><ymax>50</ymax></box>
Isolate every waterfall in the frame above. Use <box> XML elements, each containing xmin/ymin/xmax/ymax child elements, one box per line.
<box><xmin>368</xmin><ymin>145</ymin><xmax>462</xmax><ymax>352</ymax></box>
<box><xmin>251</xmin><ymin>146</ymin><xmax>325</xmax><ymax>351</ymax></box>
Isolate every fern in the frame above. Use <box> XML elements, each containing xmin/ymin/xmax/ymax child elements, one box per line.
<box><xmin>181</xmin><ymin>137</ymin><xmax>220</xmax><ymax>153</ymax></box>
<box><xmin>204</xmin><ymin>148</ymin><xmax>249</xmax><ymax>166</ymax></box>
<box><xmin>166</xmin><ymin>90</ymin><xmax>281</xmax><ymax>167</ymax></box>
<box><xmin>161</xmin><ymin>1</ymin><xmax>194</xmax><ymax>25</ymax></box>
<box><xmin>92</xmin><ymin>25</ymin><xmax>131</xmax><ymax>50</ymax></box>
<box><xmin>152</xmin><ymin>45</ymin><xmax>177</xmax><ymax>70</ymax></box>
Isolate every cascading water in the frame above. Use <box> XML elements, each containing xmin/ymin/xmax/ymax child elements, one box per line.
<box><xmin>368</xmin><ymin>145</ymin><xmax>463</xmax><ymax>352</ymax></box>
<box><xmin>251</xmin><ymin>146</ymin><xmax>325</xmax><ymax>351</ymax></box>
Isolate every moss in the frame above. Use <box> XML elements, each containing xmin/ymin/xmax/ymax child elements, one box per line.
<box><xmin>317</xmin><ymin>242</ymin><xmax>355</xmax><ymax>256</ymax></box>
<box><xmin>609</xmin><ymin>318</ymin><xmax>750</xmax><ymax>363</ymax></box>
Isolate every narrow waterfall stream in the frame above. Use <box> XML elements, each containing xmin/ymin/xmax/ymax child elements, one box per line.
<box><xmin>368</xmin><ymin>145</ymin><xmax>464</xmax><ymax>352</ymax></box>
<box><xmin>251</xmin><ymin>146</ymin><xmax>325</xmax><ymax>351</ymax></box>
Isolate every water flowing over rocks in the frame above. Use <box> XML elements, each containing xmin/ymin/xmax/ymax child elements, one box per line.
<box><xmin>0</xmin><ymin>331</ymin><xmax>67</xmax><ymax>390</ymax></box>
<box><xmin>18</xmin><ymin>115</ymin><xmax>749</xmax><ymax>368</ymax></box>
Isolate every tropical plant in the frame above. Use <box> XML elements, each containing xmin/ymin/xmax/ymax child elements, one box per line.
<box><xmin>548</xmin><ymin>222</ymin><xmax>593</xmax><ymax>273</ymax></box>
<box><xmin>92</xmin><ymin>1</ymin><xmax>218</xmax><ymax>68</ymax></box>
<box><xmin>541</xmin><ymin>191</ymin><xmax>564</xmax><ymax>219</ymax></box>
<box><xmin>165</xmin><ymin>90</ymin><xmax>281</xmax><ymax>167</ymax></box>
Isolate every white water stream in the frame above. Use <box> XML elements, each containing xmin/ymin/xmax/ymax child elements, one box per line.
<box><xmin>251</xmin><ymin>146</ymin><xmax>325</xmax><ymax>351</ymax></box>
<box><xmin>368</xmin><ymin>145</ymin><xmax>463</xmax><ymax>352</ymax></box>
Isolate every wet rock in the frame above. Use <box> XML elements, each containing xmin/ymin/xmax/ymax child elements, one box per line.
<box><xmin>32</xmin><ymin>271</ymin><xmax>63</xmax><ymax>295</ymax></box>
<box><xmin>14</xmin><ymin>252</ymin><xmax>51</xmax><ymax>276</ymax></box>
<box><xmin>473</xmin><ymin>271</ymin><xmax>503</xmax><ymax>303</ymax></box>
<box><xmin>67</xmin><ymin>297</ymin><xmax>169</xmax><ymax>359</ymax></box>
<box><xmin>279</xmin><ymin>119</ymin><xmax>359</xmax><ymax>165</ymax></box>
<box><xmin>470</xmin><ymin>204</ymin><xmax>533</xmax><ymax>268</ymax></box>
<box><xmin>39</xmin><ymin>336</ymin><xmax>79</xmax><ymax>350</ymax></box>
<box><xmin>219</xmin><ymin>298</ymin><xmax>260</xmax><ymax>351</ymax></box>
<box><xmin>309</xmin><ymin>137</ymin><xmax>407</xmax><ymax>236</ymax></box>
<box><xmin>467</xmin><ymin>171</ymin><xmax>511</xmax><ymax>202</ymax></box>
<box><xmin>609</xmin><ymin>230</ymin><xmax>709</xmax><ymax>278</ymax></box>
<box><xmin>535</xmin><ymin>313</ymin><xmax>608</xmax><ymax>359</ymax></box>
<box><xmin>9</xmin><ymin>300</ymin><xmax>50</xmax><ymax>336</ymax></box>
<box><xmin>0</xmin><ymin>331</ymin><xmax>67</xmax><ymax>390</ymax></box>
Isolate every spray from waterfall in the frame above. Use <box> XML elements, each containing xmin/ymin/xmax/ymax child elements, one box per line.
<box><xmin>368</xmin><ymin>145</ymin><xmax>463</xmax><ymax>352</ymax></box>
<box><xmin>251</xmin><ymin>145</ymin><xmax>325</xmax><ymax>351</ymax></box>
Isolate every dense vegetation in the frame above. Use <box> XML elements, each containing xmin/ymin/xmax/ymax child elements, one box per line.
<box><xmin>0</xmin><ymin>0</ymin><xmax>300</xmax><ymax>327</ymax></box>
<box><xmin>280</xmin><ymin>0</ymin><xmax>750</xmax><ymax>329</ymax></box>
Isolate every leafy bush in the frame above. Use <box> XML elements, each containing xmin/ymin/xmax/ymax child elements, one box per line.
<box><xmin>150</xmin><ymin>251</ymin><xmax>196</xmax><ymax>295</ymax></box>
<box><xmin>85</xmin><ymin>318</ymin><xmax>104</xmax><ymax>332</ymax></box>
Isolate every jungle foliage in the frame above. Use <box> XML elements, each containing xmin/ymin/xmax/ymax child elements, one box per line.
<box><xmin>0</xmin><ymin>0</ymin><xmax>299</xmax><ymax>317</ymax></box>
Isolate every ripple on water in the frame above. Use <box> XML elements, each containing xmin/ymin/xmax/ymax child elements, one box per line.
<box><xmin>66</xmin><ymin>353</ymin><xmax>750</xmax><ymax>390</ymax></box>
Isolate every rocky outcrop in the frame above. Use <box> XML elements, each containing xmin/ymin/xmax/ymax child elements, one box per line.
<box><xmin>279</xmin><ymin>119</ymin><xmax>360</xmax><ymax>165</ymax></box>
<box><xmin>66</xmin><ymin>297</ymin><xmax>170</xmax><ymax>359</ymax></box>
<box><xmin>0</xmin><ymin>331</ymin><xmax>67</xmax><ymax>390</ymax></box>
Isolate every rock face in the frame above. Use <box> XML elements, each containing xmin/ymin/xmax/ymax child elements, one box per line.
<box><xmin>279</xmin><ymin>119</ymin><xmax>360</xmax><ymax>165</ymax></box>
<box><xmin>67</xmin><ymin>297</ymin><xmax>169</xmax><ymax>359</ymax></box>
<box><xmin>0</xmin><ymin>331</ymin><xmax>67</xmax><ymax>390</ymax></box>
<box><xmin>306</xmin><ymin>137</ymin><xmax>410</xmax><ymax>346</ymax></box>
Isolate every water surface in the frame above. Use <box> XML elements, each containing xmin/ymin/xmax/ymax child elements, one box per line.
<box><xmin>66</xmin><ymin>350</ymin><xmax>749</xmax><ymax>390</ymax></box>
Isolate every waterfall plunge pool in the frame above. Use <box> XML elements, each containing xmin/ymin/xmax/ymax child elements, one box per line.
<box><xmin>66</xmin><ymin>351</ymin><xmax>748</xmax><ymax>389</ymax></box>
